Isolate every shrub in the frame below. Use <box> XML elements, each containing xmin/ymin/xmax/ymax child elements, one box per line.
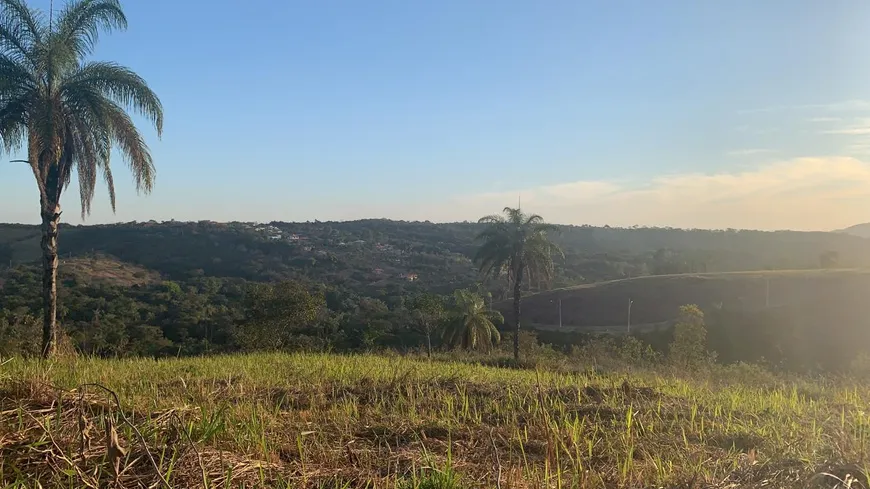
<box><xmin>712</xmin><ymin>361</ymin><xmax>779</xmax><ymax>386</ymax></box>
<box><xmin>668</xmin><ymin>304</ymin><xmax>712</xmax><ymax>370</ymax></box>
<box><xmin>618</xmin><ymin>335</ymin><xmax>661</xmax><ymax>367</ymax></box>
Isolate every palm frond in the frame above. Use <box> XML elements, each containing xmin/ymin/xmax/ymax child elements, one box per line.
<box><xmin>0</xmin><ymin>93</ymin><xmax>29</xmax><ymax>152</ymax></box>
<box><xmin>487</xmin><ymin>310</ymin><xmax>504</xmax><ymax>325</ymax></box>
<box><xmin>55</xmin><ymin>0</ymin><xmax>125</xmax><ymax>60</ymax></box>
<box><xmin>0</xmin><ymin>0</ymin><xmax>41</xmax><ymax>65</ymax></box>
<box><xmin>60</xmin><ymin>82</ymin><xmax>155</xmax><ymax>210</ymax></box>
<box><xmin>63</xmin><ymin>61</ymin><xmax>163</xmax><ymax>134</ymax></box>
<box><xmin>477</xmin><ymin>213</ymin><xmax>505</xmax><ymax>224</ymax></box>
<box><xmin>102</xmin><ymin>100</ymin><xmax>154</xmax><ymax>193</ymax></box>
<box><xmin>0</xmin><ymin>51</ymin><xmax>36</xmax><ymax>90</ymax></box>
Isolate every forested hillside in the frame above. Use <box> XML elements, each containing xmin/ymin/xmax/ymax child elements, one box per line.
<box><xmin>3</xmin><ymin>219</ymin><xmax>868</xmax><ymax>289</ymax></box>
<box><xmin>2</xmin><ymin>219</ymin><xmax>870</xmax><ymax>369</ymax></box>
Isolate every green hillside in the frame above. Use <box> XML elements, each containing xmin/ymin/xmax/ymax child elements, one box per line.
<box><xmin>4</xmin><ymin>220</ymin><xmax>870</xmax><ymax>293</ymax></box>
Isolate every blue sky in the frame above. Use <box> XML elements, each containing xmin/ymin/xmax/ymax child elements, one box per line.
<box><xmin>2</xmin><ymin>0</ymin><xmax>870</xmax><ymax>230</ymax></box>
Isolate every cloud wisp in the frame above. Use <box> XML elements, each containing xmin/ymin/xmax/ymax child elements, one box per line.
<box><xmin>450</xmin><ymin>157</ymin><xmax>870</xmax><ymax>231</ymax></box>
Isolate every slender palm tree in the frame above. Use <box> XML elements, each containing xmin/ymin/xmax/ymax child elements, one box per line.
<box><xmin>442</xmin><ymin>289</ymin><xmax>503</xmax><ymax>351</ymax></box>
<box><xmin>475</xmin><ymin>207</ymin><xmax>561</xmax><ymax>361</ymax></box>
<box><xmin>0</xmin><ymin>0</ymin><xmax>163</xmax><ymax>358</ymax></box>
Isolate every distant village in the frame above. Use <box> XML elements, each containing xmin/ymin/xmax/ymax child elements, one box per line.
<box><xmin>245</xmin><ymin>223</ymin><xmax>421</xmax><ymax>282</ymax></box>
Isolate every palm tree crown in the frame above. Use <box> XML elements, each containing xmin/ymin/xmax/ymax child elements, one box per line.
<box><xmin>0</xmin><ymin>0</ymin><xmax>163</xmax><ymax>216</ymax></box>
<box><xmin>442</xmin><ymin>289</ymin><xmax>503</xmax><ymax>351</ymax></box>
<box><xmin>475</xmin><ymin>207</ymin><xmax>561</xmax><ymax>360</ymax></box>
<box><xmin>475</xmin><ymin>207</ymin><xmax>561</xmax><ymax>285</ymax></box>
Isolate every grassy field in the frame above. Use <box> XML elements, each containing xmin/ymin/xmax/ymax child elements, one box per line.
<box><xmin>0</xmin><ymin>353</ymin><xmax>868</xmax><ymax>488</ymax></box>
<box><xmin>506</xmin><ymin>269</ymin><xmax>870</xmax><ymax>330</ymax></box>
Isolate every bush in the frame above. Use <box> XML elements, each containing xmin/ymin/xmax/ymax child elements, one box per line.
<box><xmin>618</xmin><ymin>335</ymin><xmax>661</xmax><ymax>367</ymax></box>
<box><xmin>570</xmin><ymin>335</ymin><xmax>617</xmax><ymax>370</ymax></box>
<box><xmin>711</xmin><ymin>361</ymin><xmax>779</xmax><ymax>386</ymax></box>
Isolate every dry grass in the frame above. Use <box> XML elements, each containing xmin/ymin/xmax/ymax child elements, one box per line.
<box><xmin>0</xmin><ymin>353</ymin><xmax>867</xmax><ymax>488</ymax></box>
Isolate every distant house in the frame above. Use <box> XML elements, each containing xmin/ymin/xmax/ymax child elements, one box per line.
<box><xmin>288</xmin><ymin>234</ymin><xmax>301</xmax><ymax>241</ymax></box>
<box><xmin>373</xmin><ymin>268</ymin><xmax>384</xmax><ymax>275</ymax></box>
<box><xmin>400</xmin><ymin>273</ymin><xmax>418</xmax><ymax>282</ymax></box>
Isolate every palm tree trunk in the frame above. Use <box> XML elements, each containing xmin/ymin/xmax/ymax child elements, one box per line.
<box><xmin>512</xmin><ymin>267</ymin><xmax>524</xmax><ymax>362</ymax></box>
<box><xmin>40</xmin><ymin>205</ymin><xmax>61</xmax><ymax>358</ymax></box>
<box><xmin>425</xmin><ymin>323</ymin><xmax>432</xmax><ymax>358</ymax></box>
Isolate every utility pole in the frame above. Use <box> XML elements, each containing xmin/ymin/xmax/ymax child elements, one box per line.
<box><xmin>550</xmin><ymin>298</ymin><xmax>563</xmax><ymax>328</ymax></box>
<box><xmin>765</xmin><ymin>278</ymin><xmax>770</xmax><ymax>308</ymax></box>
<box><xmin>627</xmin><ymin>298</ymin><xmax>633</xmax><ymax>334</ymax></box>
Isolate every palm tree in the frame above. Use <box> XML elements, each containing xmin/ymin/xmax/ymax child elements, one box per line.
<box><xmin>0</xmin><ymin>0</ymin><xmax>163</xmax><ymax>358</ymax></box>
<box><xmin>442</xmin><ymin>289</ymin><xmax>503</xmax><ymax>351</ymax></box>
<box><xmin>475</xmin><ymin>207</ymin><xmax>561</xmax><ymax>361</ymax></box>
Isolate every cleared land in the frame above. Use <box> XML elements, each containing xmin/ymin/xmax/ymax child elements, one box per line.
<box><xmin>0</xmin><ymin>353</ymin><xmax>867</xmax><ymax>488</ymax></box>
<box><xmin>504</xmin><ymin>269</ymin><xmax>870</xmax><ymax>330</ymax></box>
<box><xmin>60</xmin><ymin>254</ymin><xmax>162</xmax><ymax>287</ymax></box>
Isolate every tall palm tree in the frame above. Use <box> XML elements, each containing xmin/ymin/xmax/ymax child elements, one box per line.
<box><xmin>442</xmin><ymin>289</ymin><xmax>503</xmax><ymax>351</ymax></box>
<box><xmin>0</xmin><ymin>0</ymin><xmax>163</xmax><ymax>358</ymax></box>
<box><xmin>475</xmin><ymin>207</ymin><xmax>561</xmax><ymax>361</ymax></box>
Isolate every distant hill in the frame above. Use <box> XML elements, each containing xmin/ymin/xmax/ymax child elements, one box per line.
<box><xmin>3</xmin><ymin>220</ymin><xmax>870</xmax><ymax>296</ymax></box>
<box><xmin>836</xmin><ymin>222</ymin><xmax>870</xmax><ymax>238</ymax></box>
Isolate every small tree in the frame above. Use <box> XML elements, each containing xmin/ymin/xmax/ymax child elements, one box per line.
<box><xmin>669</xmin><ymin>304</ymin><xmax>710</xmax><ymax>369</ymax></box>
<box><xmin>407</xmin><ymin>293</ymin><xmax>446</xmax><ymax>357</ymax></box>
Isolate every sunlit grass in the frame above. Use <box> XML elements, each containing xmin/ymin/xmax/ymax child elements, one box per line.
<box><xmin>0</xmin><ymin>352</ymin><xmax>867</xmax><ymax>488</ymax></box>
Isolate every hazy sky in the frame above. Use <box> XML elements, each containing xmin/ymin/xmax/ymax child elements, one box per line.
<box><xmin>2</xmin><ymin>1</ymin><xmax>870</xmax><ymax>230</ymax></box>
